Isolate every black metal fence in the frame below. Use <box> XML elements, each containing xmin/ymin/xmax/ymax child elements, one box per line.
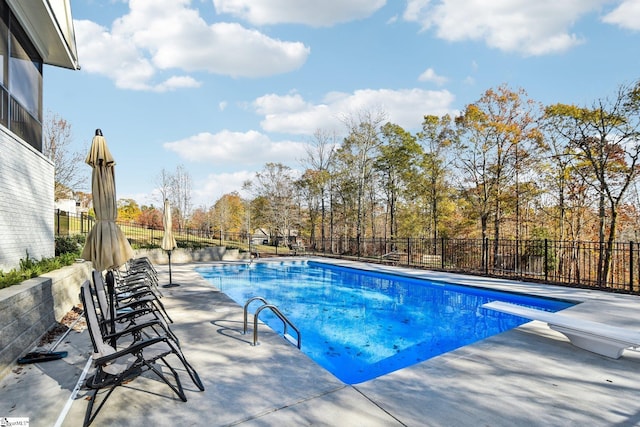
<box><xmin>55</xmin><ymin>209</ymin><xmax>640</xmax><ymax>295</ymax></box>
<box><xmin>54</xmin><ymin>209</ymin><xmax>286</xmax><ymax>253</ymax></box>
<box><xmin>308</xmin><ymin>236</ymin><xmax>640</xmax><ymax>294</ymax></box>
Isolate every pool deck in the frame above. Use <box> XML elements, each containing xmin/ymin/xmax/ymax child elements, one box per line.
<box><xmin>2</xmin><ymin>257</ymin><xmax>640</xmax><ymax>426</ymax></box>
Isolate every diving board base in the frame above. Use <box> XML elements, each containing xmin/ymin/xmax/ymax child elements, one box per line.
<box><xmin>548</xmin><ymin>325</ymin><xmax>627</xmax><ymax>359</ymax></box>
<box><xmin>482</xmin><ymin>301</ymin><xmax>640</xmax><ymax>359</ymax></box>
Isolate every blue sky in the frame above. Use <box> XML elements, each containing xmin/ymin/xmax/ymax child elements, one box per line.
<box><xmin>44</xmin><ymin>0</ymin><xmax>640</xmax><ymax>209</ymax></box>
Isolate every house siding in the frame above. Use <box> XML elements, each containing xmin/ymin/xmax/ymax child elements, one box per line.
<box><xmin>0</xmin><ymin>128</ymin><xmax>54</xmax><ymax>271</ymax></box>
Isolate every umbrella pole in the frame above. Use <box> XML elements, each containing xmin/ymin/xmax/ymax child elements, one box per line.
<box><xmin>163</xmin><ymin>250</ymin><xmax>180</xmax><ymax>288</ymax></box>
<box><xmin>106</xmin><ymin>270</ymin><xmax>117</xmax><ymax>347</ymax></box>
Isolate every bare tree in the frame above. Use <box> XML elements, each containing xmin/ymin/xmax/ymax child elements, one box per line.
<box><xmin>43</xmin><ymin>112</ymin><xmax>87</xmax><ymax>199</ymax></box>
<box><xmin>156</xmin><ymin>165</ymin><xmax>192</xmax><ymax>230</ymax></box>
<box><xmin>300</xmin><ymin>128</ymin><xmax>338</xmax><ymax>248</ymax></box>
<box><xmin>156</xmin><ymin>168</ymin><xmax>173</xmax><ymax>202</ymax></box>
<box><xmin>172</xmin><ymin>164</ymin><xmax>192</xmax><ymax>230</ymax></box>
<box><xmin>250</xmin><ymin>163</ymin><xmax>297</xmax><ymax>245</ymax></box>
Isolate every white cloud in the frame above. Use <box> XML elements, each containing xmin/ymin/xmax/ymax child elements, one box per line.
<box><xmin>254</xmin><ymin>88</ymin><xmax>456</xmax><ymax>134</ymax></box>
<box><xmin>74</xmin><ymin>20</ymin><xmax>158</xmax><ymax>90</ymax></box>
<box><xmin>603</xmin><ymin>0</ymin><xmax>640</xmax><ymax>30</ymax></box>
<box><xmin>153</xmin><ymin>76</ymin><xmax>202</xmax><ymax>92</ymax></box>
<box><xmin>163</xmin><ymin>130</ymin><xmax>307</xmax><ymax>165</ymax></box>
<box><xmin>195</xmin><ymin>170</ymin><xmax>254</xmax><ymax>205</ymax></box>
<box><xmin>213</xmin><ymin>0</ymin><xmax>386</xmax><ymax>27</ymax></box>
<box><xmin>74</xmin><ymin>0</ymin><xmax>310</xmax><ymax>90</ymax></box>
<box><xmin>418</xmin><ymin>67</ymin><xmax>448</xmax><ymax>85</ymax></box>
<box><xmin>403</xmin><ymin>0</ymin><xmax>608</xmax><ymax>56</ymax></box>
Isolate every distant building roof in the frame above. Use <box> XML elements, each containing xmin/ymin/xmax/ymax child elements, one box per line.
<box><xmin>8</xmin><ymin>0</ymin><xmax>79</xmax><ymax>70</ymax></box>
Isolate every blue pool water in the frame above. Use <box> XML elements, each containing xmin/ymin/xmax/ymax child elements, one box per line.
<box><xmin>197</xmin><ymin>260</ymin><xmax>575</xmax><ymax>384</ymax></box>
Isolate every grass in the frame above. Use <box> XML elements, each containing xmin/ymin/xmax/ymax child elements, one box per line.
<box><xmin>0</xmin><ymin>230</ymin><xmax>298</xmax><ymax>290</ymax></box>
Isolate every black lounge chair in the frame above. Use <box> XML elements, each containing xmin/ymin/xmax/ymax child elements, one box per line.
<box><xmin>79</xmin><ymin>280</ymin><xmax>204</xmax><ymax>426</ymax></box>
<box><xmin>91</xmin><ymin>270</ymin><xmax>179</xmax><ymax>345</ymax></box>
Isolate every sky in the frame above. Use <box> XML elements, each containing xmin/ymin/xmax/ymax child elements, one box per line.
<box><xmin>44</xmin><ymin>0</ymin><xmax>640</xmax><ymax>210</ymax></box>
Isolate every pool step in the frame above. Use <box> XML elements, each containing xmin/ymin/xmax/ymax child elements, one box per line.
<box><xmin>243</xmin><ymin>296</ymin><xmax>301</xmax><ymax>349</ymax></box>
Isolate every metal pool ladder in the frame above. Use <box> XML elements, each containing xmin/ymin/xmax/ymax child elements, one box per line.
<box><xmin>243</xmin><ymin>296</ymin><xmax>301</xmax><ymax>349</ymax></box>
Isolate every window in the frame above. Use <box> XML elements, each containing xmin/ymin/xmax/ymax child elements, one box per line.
<box><xmin>0</xmin><ymin>0</ymin><xmax>43</xmax><ymax>151</ymax></box>
<box><xmin>0</xmin><ymin>2</ymin><xmax>8</xmax><ymax>128</ymax></box>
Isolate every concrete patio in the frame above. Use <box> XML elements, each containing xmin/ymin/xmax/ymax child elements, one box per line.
<box><xmin>1</xmin><ymin>258</ymin><xmax>640</xmax><ymax>426</ymax></box>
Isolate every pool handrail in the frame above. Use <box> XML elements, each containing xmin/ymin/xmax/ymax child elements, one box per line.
<box><xmin>243</xmin><ymin>296</ymin><xmax>268</xmax><ymax>334</ymax></box>
<box><xmin>243</xmin><ymin>296</ymin><xmax>301</xmax><ymax>349</ymax></box>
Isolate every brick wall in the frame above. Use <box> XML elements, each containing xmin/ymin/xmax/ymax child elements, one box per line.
<box><xmin>0</xmin><ymin>128</ymin><xmax>55</xmax><ymax>271</ymax></box>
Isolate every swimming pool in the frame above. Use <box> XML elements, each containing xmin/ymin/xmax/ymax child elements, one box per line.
<box><xmin>197</xmin><ymin>260</ymin><xmax>575</xmax><ymax>384</ymax></box>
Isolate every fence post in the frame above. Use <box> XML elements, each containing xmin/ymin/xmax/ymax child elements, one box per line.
<box><xmin>440</xmin><ymin>237</ymin><xmax>445</xmax><ymax>269</ymax></box>
<box><xmin>56</xmin><ymin>209</ymin><xmax>60</xmax><ymax>236</ymax></box>
<box><xmin>630</xmin><ymin>241</ymin><xmax>634</xmax><ymax>293</ymax></box>
<box><xmin>544</xmin><ymin>239</ymin><xmax>548</xmax><ymax>282</ymax></box>
<box><xmin>483</xmin><ymin>237</ymin><xmax>489</xmax><ymax>274</ymax></box>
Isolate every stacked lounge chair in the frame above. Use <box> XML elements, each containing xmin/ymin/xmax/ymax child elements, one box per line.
<box><xmin>80</xmin><ymin>258</ymin><xmax>204</xmax><ymax>426</ymax></box>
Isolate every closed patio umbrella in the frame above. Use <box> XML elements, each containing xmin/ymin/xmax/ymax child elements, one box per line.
<box><xmin>81</xmin><ymin>129</ymin><xmax>134</xmax><ymax>270</ymax></box>
<box><xmin>81</xmin><ymin>129</ymin><xmax>134</xmax><ymax>342</ymax></box>
<box><xmin>161</xmin><ymin>198</ymin><xmax>179</xmax><ymax>287</ymax></box>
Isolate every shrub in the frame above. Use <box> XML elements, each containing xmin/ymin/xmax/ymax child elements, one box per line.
<box><xmin>0</xmin><ymin>242</ymin><xmax>84</xmax><ymax>290</ymax></box>
<box><xmin>178</xmin><ymin>240</ymin><xmax>207</xmax><ymax>250</ymax></box>
<box><xmin>55</xmin><ymin>235</ymin><xmax>86</xmax><ymax>256</ymax></box>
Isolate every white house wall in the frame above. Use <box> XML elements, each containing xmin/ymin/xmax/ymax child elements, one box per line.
<box><xmin>0</xmin><ymin>128</ymin><xmax>54</xmax><ymax>271</ymax></box>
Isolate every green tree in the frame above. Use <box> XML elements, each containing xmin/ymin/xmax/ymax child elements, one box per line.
<box><xmin>415</xmin><ymin>114</ymin><xmax>457</xmax><ymax>241</ymax></box>
<box><xmin>376</xmin><ymin>122</ymin><xmax>420</xmax><ymax>240</ymax></box>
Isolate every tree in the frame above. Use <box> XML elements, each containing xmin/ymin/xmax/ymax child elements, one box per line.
<box><xmin>300</xmin><ymin>129</ymin><xmax>337</xmax><ymax>249</ymax></box>
<box><xmin>296</xmin><ymin>169</ymin><xmax>323</xmax><ymax>244</ymax></box>
<box><xmin>172</xmin><ymin>164</ymin><xmax>192</xmax><ymax>230</ymax></box>
<box><xmin>455</xmin><ymin>85</ymin><xmax>541</xmax><ymax>268</ymax></box>
<box><xmin>189</xmin><ymin>206</ymin><xmax>210</xmax><ymax>233</ymax></box>
<box><xmin>212</xmin><ymin>192</ymin><xmax>245</xmax><ymax>237</ymax></box>
<box><xmin>415</xmin><ymin>114</ymin><xmax>457</xmax><ymax>241</ymax></box>
<box><xmin>248</xmin><ymin>163</ymin><xmax>297</xmax><ymax>245</ymax></box>
<box><xmin>540</xmin><ymin>103</ymin><xmax>595</xmax><ymax>280</ymax></box>
<box><xmin>137</xmin><ymin>205</ymin><xmax>163</xmax><ymax>230</ymax></box>
<box><xmin>338</xmin><ymin>109</ymin><xmax>387</xmax><ymax>255</ymax></box>
<box><xmin>43</xmin><ymin>112</ymin><xmax>87</xmax><ymax>200</ymax></box>
<box><xmin>156</xmin><ymin>168</ymin><xmax>173</xmax><ymax>202</ymax></box>
<box><xmin>117</xmin><ymin>198</ymin><xmax>141</xmax><ymax>222</ymax></box>
<box><xmin>156</xmin><ymin>165</ymin><xmax>193</xmax><ymax>231</ymax></box>
<box><xmin>375</xmin><ymin>122</ymin><xmax>419</xmax><ymax>240</ymax></box>
<box><xmin>544</xmin><ymin>80</ymin><xmax>640</xmax><ymax>284</ymax></box>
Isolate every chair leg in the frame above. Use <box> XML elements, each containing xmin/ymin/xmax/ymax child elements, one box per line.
<box><xmin>153</xmin><ymin>299</ymin><xmax>174</xmax><ymax>323</ymax></box>
<box><xmin>146</xmin><ymin>358</ymin><xmax>187</xmax><ymax>402</ymax></box>
<box><xmin>83</xmin><ymin>387</ymin><xmax>117</xmax><ymax>427</ymax></box>
<box><xmin>176</xmin><ymin>351</ymin><xmax>205</xmax><ymax>391</ymax></box>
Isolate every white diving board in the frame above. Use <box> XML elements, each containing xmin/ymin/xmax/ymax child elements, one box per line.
<box><xmin>482</xmin><ymin>301</ymin><xmax>640</xmax><ymax>359</ymax></box>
